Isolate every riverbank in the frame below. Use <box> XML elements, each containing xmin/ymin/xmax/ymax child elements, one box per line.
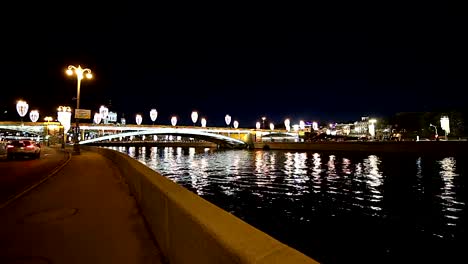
<box><xmin>254</xmin><ymin>141</ymin><xmax>468</xmax><ymax>154</ymax></box>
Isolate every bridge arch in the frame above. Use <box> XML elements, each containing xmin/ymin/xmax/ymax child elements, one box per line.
<box><xmin>79</xmin><ymin>128</ymin><xmax>247</xmax><ymax>147</ymax></box>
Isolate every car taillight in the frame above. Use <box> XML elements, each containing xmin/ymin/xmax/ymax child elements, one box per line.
<box><xmin>26</xmin><ymin>145</ymin><xmax>34</xmax><ymax>149</ymax></box>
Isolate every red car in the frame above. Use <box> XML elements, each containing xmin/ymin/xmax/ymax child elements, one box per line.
<box><xmin>6</xmin><ymin>140</ymin><xmax>41</xmax><ymax>159</ymax></box>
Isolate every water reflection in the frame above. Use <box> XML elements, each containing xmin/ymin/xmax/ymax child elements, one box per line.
<box><xmin>110</xmin><ymin>146</ymin><xmax>466</xmax><ymax>264</ymax></box>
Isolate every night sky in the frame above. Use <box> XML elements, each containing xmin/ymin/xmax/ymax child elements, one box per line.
<box><xmin>1</xmin><ymin>4</ymin><xmax>465</xmax><ymax>127</ymax></box>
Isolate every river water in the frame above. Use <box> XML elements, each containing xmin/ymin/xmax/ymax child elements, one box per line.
<box><xmin>112</xmin><ymin>146</ymin><xmax>466</xmax><ymax>263</ymax></box>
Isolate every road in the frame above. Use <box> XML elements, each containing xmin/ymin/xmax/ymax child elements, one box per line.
<box><xmin>0</xmin><ymin>146</ymin><xmax>69</xmax><ymax>205</ymax></box>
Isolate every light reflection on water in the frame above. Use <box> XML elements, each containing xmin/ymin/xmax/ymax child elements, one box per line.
<box><xmin>112</xmin><ymin>146</ymin><xmax>466</xmax><ymax>264</ymax></box>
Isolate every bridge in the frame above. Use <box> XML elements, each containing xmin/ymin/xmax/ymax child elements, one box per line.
<box><xmin>0</xmin><ymin>121</ymin><xmax>300</xmax><ymax>148</ymax></box>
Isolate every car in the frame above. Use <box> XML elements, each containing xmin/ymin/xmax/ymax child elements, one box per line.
<box><xmin>6</xmin><ymin>140</ymin><xmax>41</xmax><ymax>159</ymax></box>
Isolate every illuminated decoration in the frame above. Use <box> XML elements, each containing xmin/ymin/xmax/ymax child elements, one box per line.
<box><xmin>93</xmin><ymin>113</ymin><xmax>102</xmax><ymax>124</ymax></box>
<box><xmin>16</xmin><ymin>100</ymin><xmax>29</xmax><ymax>118</ymax></box>
<box><xmin>256</xmin><ymin>122</ymin><xmax>261</xmax><ymax>130</ymax></box>
<box><xmin>191</xmin><ymin>111</ymin><xmax>198</xmax><ymax>125</ymax></box>
<box><xmin>225</xmin><ymin>114</ymin><xmax>231</xmax><ymax>126</ymax></box>
<box><xmin>233</xmin><ymin>120</ymin><xmax>239</xmax><ymax>129</ymax></box>
<box><xmin>171</xmin><ymin>116</ymin><xmax>177</xmax><ymax>126</ymax></box>
<box><xmin>57</xmin><ymin>106</ymin><xmax>72</xmax><ymax>133</ymax></box>
<box><xmin>293</xmin><ymin>124</ymin><xmax>299</xmax><ymax>132</ymax></box>
<box><xmin>201</xmin><ymin>118</ymin><xmax>207</xmax><ymax>128</ymax></box>
<box><xmin>440</xmin><ymin>116</ymin><xmax>450</xmax><ymax>135</ymax></box>
<box><xmin>135</xmin><ymin>114</ymin><xmax>142</xmax><ymax>125</ymax></box>
<box><xmin>299</xmin><ymin>120</ymin><xmax>305</xmax><ymax>130</ymax></box>
<box><xmin>99</xmin><ymin>106</ymin><xmax>109</xmax><ymax>120</ymax></box>
<box><xmin>312</xmin><ymin>122</ymin><xmax>318</xmax><ymax>131</ymax></box>
<box><xmin>368</xmin><ymin>119</ymin><xmax>377</xmax><ymax>137</ymax></box>
<box><xmin>326</xmin><ymin>129</ymin><xmax>331</xmax><ymax>135</ymax></box>
<box><xmin>262</xmin><ymin>116</ymin><xmax>266</xmax><ymax>129</ymax></box>
<box><xmin>150</xmin><ymin>109</ymin><xmax>158</xmax><ymax>124</ymax></box>
<box><xmin>284</xmin><ymin>119</ymin><xmax>290</xmax><ymax>132</ymax></box>
<box><xmin>270</xmin><ymin>123</ymin><xmax>275</xmax><ymax>130</ymax></box>
<box><xmin>44</xmin><ymin>116</ymin><xmax>53</xmax><ymax>123</ymax></box>
<box><xmin>29</xmin><ymin>110</ymin><xmax>39</xmax><ymax>122</ymax></box>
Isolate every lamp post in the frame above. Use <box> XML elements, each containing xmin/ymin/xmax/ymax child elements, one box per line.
<box><xmin>262</xmin><ymin>116</ymin><xmax>266</xmax><ymax>129</ymax></box>
<box><xmin>57</xmin><ymin>106</ymin><xmax>72</xmax><ymax>149</ymax></box>
<box><xmin>269</xmin><ymin>123</ymin><xmax>274</xmax><ymax>141</ymax></box>
<box><xmin>44</xmin><ymin>116</ymin><xmax>52</xmax><ymax>146</ymax></box>
<box><xmin>66</xmin><ymin>65</ymin><xmax>92</xmax><ymax>154</ymax></box>
<box><xmin>16</xmin><ymin>100</ymin><xmax>29</xmax><ymax>126</ymax></box>
<box><xmin>430</xmin><ymin>123</ymin><xmax>438</xmax><ymax>140</ymax></box>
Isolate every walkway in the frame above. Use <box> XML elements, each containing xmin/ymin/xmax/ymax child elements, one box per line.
<box><xmin>0</xmin><ymin>149</ymin><xmax>165</xmax><ymax>263</ymax></box>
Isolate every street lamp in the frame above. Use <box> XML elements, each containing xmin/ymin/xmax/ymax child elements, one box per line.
<box><xmin>57</xmin><ymin>106</ymin><xmax>72</xmax><ymax>149</ymax></box>
<box><xmin>262</xmin><ymin>116</ymin><xmax>266</xmax><ymax>129</ymax></box>
<box><xmin>16</xmin><ymin>100</ymin><xmax>29</xmax><ymax>125</ymax></box>
<box><xmin>191</xmin><ymin>111</ymin><xmax>198</xmax><ymax>126</ymax></box>
<box><xmin>150</xmin><ymin>109</ymin><xmax>158</xmax><ymax>125</ymax></box>
<box><xmin>29</xmin><ymin>110</ymin><xmax>39</xmax><ymax>123</ymax></box>
<box><xmin>171</xmin><ymin>116</ymin><xmax>177</xmax><ymax>126</ymax></box>
<box><xmin>284</xmin><ymin>118</ymin><xmax>290</xmax><ymax>132</ymax></box>
<box><xmin>136</xmin><ymin>114</ymin><xmax>143</xmax><ymax>125</ymax></box>
<box><xmin>256</xmin><ymin>121</ymin><xmax>261</xmax><ymax>130</ymax></box>
<box><xmin>269</xmin><ymin>123</ymin><xmax>274</xmax><ymax>141</ymax></box>
<box><xmin>201</xmin><ymin>118</ymin><xmax>207</xmax><ymax>128</ymax></box>
<box><xmin>66</xmin><ymin>65</ymin><xmax>92</xmax><ymax>154</ymax></box>
<box><xmin>225</xmin><ymin>114</ymin><xmax>231</xmax><ymax>127</ymax></box>
<box><xmin>233</xmin><ymin>120</ymin><xmax>239</xmax><ymax>129</ymax></box>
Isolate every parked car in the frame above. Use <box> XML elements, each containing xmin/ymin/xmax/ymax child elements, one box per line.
<box><xmin>6</xmin><ymin>140</ymin><xmax>41</xmax><ymax>159</ymax></box>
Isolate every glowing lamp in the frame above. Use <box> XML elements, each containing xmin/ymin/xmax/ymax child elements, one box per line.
<box><xmin>256</xmin><ymin>121</ymin><xmax>261</xmax><ymax>130</ymax></box>
<box><xmin>191</xmin><ymin>111</ymin><xmax>198</xmax><ymax>124</ymax></box>
<box><xmin>299</xmin><ymin>120</ymin><xmax>305</xmax><ymax>130</ymax></box>
<box><xmin>233</xmin><ymin>120</ymin><xmax>239</xmax><ymax>129</ymax></box>
<box><xmin>270</xmin><ymin>123</ymin><xmax>275</xmax><ymax>130</ymax></box>
<box><xmin>135</xmin><ymin>114</ymin><xmax>142</xmax><ymax>125</ymax></box>
<box><xmin>150</xmin><ymin>109</ymin><xmax>158</xmax><ymax>123</ymax></box>
<box><xmin>29</xmin><ymin>110</ymin><xmax>39</xmax><ymax>122</ymax></box>
<box><xmin>201</xmin><ymin>118</ymin><xmax>207</xmax><ymax>128</ymax></box>
<box><xmin>171</xmin><ymin>116</ymin><xmax>177</xmax><ymax>126</ymax></box>
<box><xmin>225</xmin><ymin>114</ymin><xmax>231</xmax><ymax>126</ymax></box>
<box><xmin>16</xmin><ymin>100</ymin><xmax>29</xmax><ymax>118</ymax></box>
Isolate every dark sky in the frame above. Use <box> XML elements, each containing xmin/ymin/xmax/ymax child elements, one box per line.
<box><xmin>1</xmin><ymin>4</ymin><xmax>466</xmax><ymax>127</ymax></box>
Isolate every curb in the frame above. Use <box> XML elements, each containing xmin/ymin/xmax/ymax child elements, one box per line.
<box><xmin>0</xmin><ymin>150</ymin><xmax>72</xmax><ymax>210</ymax></box>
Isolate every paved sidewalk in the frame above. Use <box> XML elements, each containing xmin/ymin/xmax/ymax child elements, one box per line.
<box><xmin>0</xmin><ymin>150</ymin><xmax>164</xmax><ymax>264</ymax></box>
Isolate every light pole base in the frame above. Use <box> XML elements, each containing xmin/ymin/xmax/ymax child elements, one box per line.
<box><xmin>73</xmin><ymin>143</ymin><xmax>81</xmax><ymax>155</ymax></box>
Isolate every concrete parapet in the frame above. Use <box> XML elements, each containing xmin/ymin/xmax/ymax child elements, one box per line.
<box><xmin>88</xmin><ymin>146</ymin><xmax>319</xmax><ymax>264</ymax></box>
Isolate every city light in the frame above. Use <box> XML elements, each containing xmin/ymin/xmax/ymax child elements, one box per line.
<box><xmin>270</xmin><ymin>123</ymin><xmax>275</xmax><ymax>130</ymax></box>
<box><xmin>201</xmin><ymin>118</ymin><xmax>207</xmax><ymax>128</ymax></box>
<box><xmin>150</xmin><ymin>109</ymin><xmax>158</xmax><ymax>124</ymax></box>
<box><xmin>256</xmin><ymin>121</ymin><xmax>261</xmax><ymax>130</ymax></box>
<box><xmin>16</xmin><ymin>100</ymin><xmax>29</xmax><ymax>125</ymax></box>
<box><xmin>171</xmin><ymin>116</ymin><xmax>177</xmax><ymax>126</ymax></box>
<box><xmin>284</xmin><ymin>118</ymin><xmax>290</xmax><ymax>132</ymax></box>
<box><xmin>191</xmin><ymin>111</ymin><xmax>198</xmax><ymax>126</ymax></box>
<box><xmin>440</xmin><ymin>116</ymin><xmax>450</xmax><ymax>140</ymax></box>
<box><xmin>312</xmin><ymin>121</ymin><xmax>318</xmax><ymax>131</ymax></box>
<box><xmin>94</xmin><ymin>113</ymin><xmax>102</xmax><ymax>124</ymax></box>
<box><xmin>233</xmin><ymin>120</ymin><xmax>239</xmax><ymax>129</ymax></box>
<box><xmin>299</xmin><ymin>120</ymin><xmax>305</xmax><ymax>130</ymax></box>
<box><xmin>99</xmin><ymin>106</ymin><xmax>109</xmax><ymax>123</ymax></box>
<box><xmin>135</xmin><ymin>114</ymin><xmax>142</xmax><ymax>125</ymax></box>
<box><xmin>225</xmin><ymin>114</ymin><xmax>231</xmax><ymax>127</ymax></box>
<box><xmin>29</xmin><ymin>110</ymin><xmax>39</xmax><ymax>122</ymax></box>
